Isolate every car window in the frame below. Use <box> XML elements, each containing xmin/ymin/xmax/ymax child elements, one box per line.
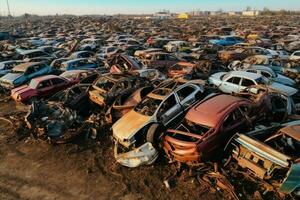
<box><xmin>52</xmin><ymin>78</ymin><xmax>66</xmax><ymax>85</ymax></box>
<box><xmin>177</xmin><ymin>86</ymin><xmax>195</xmax><ymax>101</ymax></box>
<box><xmin>37</xmin><ymin>80</ymin><xmax>52</xmax><ymax>89</ymax></box>
<box><xmin>226</xmin><ymin>77</ymin><xmax>241</xmax><ymax>85</ymax></box>
<box><xmin>294</xmin><ymin>52</ymin><xmax>300</xmax><ymax>56</ymax></box>
<box><xmin>223</xmin><ymin>108</ymin><xmax>243</xmax><ymax>129</ymax></box>
<box><xmin>34</xmin><ymin>64</ymin><xmax>45</xmax><ymax>71</ymax></box>
<box><xmin>241</xmin><ymin>78</ymin><xmax>255</xmax><ymax>87</ymax></box>
<box><xmin>246</xmin><ymin>69</ymin><xmax>257</xmax><ymax>73</ymax></box>
<box><xmin>272</xmin><ymin>60</ymin><xmax>281</xmax><ymax>67</ymax></box>
<box><xmin>156</xmin><ymin>54</ymin><xmax>166</xmax><ymax>60</ymax></box>
<box><xmin>25</xmin><ymin>67</ymin><xmax>35</xmax><ymax>75</ymax></box>
<box><xmin>159</xmin><ymin>94</ymin><xmax>177</xmax><ymax>114</ymax></box>
<box><xmin>261</xmin><ymin>71</ymin><xmax>271</xmax><ymax>78</ymax></box>
<box><xmin>168</xmin><ymin>55</ymin><xmax>179</xmax><ymax>61</ymax></box>
<box><xmin>115</xmin><ymin>81</ymin><xmax>129</xmax><ymax>92</ymax></box>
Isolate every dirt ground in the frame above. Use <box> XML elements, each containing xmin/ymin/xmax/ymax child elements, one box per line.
<box><xmin>0</xmin><ymin>95</ymin><xmax>228</xmax><ymax>200</ymax></box>
<box><xmin>0</xmin><ymin>95</ymin><xmax>291</xmax><ymax>200</ymax></box>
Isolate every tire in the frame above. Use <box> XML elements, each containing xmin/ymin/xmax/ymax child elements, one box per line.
<box><xmin>146</xmin><ymin>123</ymin><xmax>163</xmax><ymax>147</ymax></box>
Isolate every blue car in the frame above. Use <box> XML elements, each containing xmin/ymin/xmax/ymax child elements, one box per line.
<box><xmin>0</xmin><ymin>60</ymin><xmax>23</xmax><ymax>77</ymax></box>
<box><xmin>209</xmin><ymin>36</ymin><xmax>244</xmax><ymax>46</ymax></box>
<box><xmin>61</xmin><ymin>58</ymin><xmax>98</xmax><ymax>71</ymax></box>
<box><xmin>0</xmin><ymin>62</ymin><xmax>53</xmax><ymax>89</ymax></box>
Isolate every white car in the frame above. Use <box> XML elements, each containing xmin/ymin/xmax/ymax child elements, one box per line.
<box><xmin>243</xmin><ymin>65</ymin><xmax>295</xmax><ymax>86</ymax></box>
<box><xmin>290</xmin><ymin>51</ymin><xmax>300</xmax><ymax>61</ymax></box>
<box><xmin>208</xmin><ymin>71</ymin><xmax>297</xmax><ymax>95</ymax></box>
<box><xmin>97</xmin><ymin>46</ymin><xmax>120</xmax><ymax>60</ymax></box>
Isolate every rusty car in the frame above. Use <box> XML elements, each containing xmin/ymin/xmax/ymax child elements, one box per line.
<box><xmin>163</xmin><ymin>94</ymin><xmax>254</xmax><ymax>165</ymax></box>
<box><xmin>112</xmin><ymin>80</ymin><xmax>206</xmax><ymax>167</ymax></box>
<box><xmin>89</xmin><ymin>73</ymin><xmax>148</xmax><ymax>107</ymax></box>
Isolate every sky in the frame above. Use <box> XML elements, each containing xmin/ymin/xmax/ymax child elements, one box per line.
<box><xmin>1</xmin><ymin>0</ymin><xmax>300</xmax><ymax>16</ymax></box>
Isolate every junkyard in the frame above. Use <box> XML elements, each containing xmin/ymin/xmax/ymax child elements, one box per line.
<box><xmin>1</xmin><ymin>3</ymin><xmax>300</xmax><ymax>199</ymax></box>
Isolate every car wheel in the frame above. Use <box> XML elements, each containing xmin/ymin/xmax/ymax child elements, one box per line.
<box><xmin>146</xmin><ymin>123</ymin><xmax>163</xmax><ymax>147</ymax></box>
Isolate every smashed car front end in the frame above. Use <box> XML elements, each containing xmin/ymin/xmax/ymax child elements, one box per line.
<box><xmin>163</xmin><ymin>129</ymin><xmax>202</xmax><ymax>164</ymax></box>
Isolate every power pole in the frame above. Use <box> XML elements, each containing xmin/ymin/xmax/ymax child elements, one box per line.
<box><xmin>6</xmin><ymin>0</ymin><xmax>11</xmax><ymax>16</ymax></box>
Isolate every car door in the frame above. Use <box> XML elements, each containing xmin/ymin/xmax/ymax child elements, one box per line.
<box><xmin>158</xmin><ymin>94</ymin><xmax>183</xmax><ymax>127</ymax></box>
<box><xmin>67</xmin><ymin>85</ymin><xmax>90</xmax><ymax>112</ymax></box>
<box><xmin>24</xmin><ymin>66</ymin><xmax>37</xmax><ymax>80</ymax></box>
<box><xmin>113</xmin><ymin>80</ymin><xmax>131</xmax><ymax>99</ymax></box>
<box><xmin>176</xmin><ymin>85</ymin><xmax>199</xmax><ymax>111</ymax></box>
<box><xmin>200</xmin><ymin>106</ymin><xmax>246</xmax><ymax>160</ymax></box>
<box><xmin>51</xmin><ymin>78</ymin><xmax>68</xmax><ymax>95</ymax></box>
<box><xmin>240</xmin><ymin>78</ymin><xmax>256</xmax><ymax>92</ymax></box>
<box><xmin>31</xmin><ymin>64</ymin><xmax>46</xmax><ymax>78</ymax></box>
<box><xmin>37</xmin><ymin>80</ymin><xmax>53</xmax><ymax>98</ymax></box>
<box><xmin>220</xmin><ymin>76</ymin><xmax>241</xmax><ymax>93</ymax></box>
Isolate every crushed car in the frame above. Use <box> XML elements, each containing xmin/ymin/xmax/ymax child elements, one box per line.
<box><xmin>112</xmin><ymin>80</ymin><xmax>206</xmax><ymax>167</ymax></box>
<box><xmin>89</xmin><ymin>73</ymin><xmax>148</xmax><ymax>107</ymax></box>
<box><xmin>225</xmin><ymin>121</ymin><xmax>300</xmax><ymax>197</ymax></box>
<box><xmin>25</xmin><ymin>101</ymin><xmax>84</xmax><ymax>144</ymax></box>
<box><xmin>163</xmin><ymin>94</ymin><xmax>254</xmax><ymax>165</ymax></box>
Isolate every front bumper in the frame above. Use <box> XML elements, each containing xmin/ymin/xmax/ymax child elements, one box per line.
<box><xmin>114</xmin><ymin>141</ymin><xmax>158</xmax><ymax>168</ymax></box>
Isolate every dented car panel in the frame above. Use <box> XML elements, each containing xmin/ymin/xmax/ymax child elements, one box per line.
<box><xmin>163</xmin><ymin>94</ymin><xmax>253</xmax><ymax>164</ymax></box>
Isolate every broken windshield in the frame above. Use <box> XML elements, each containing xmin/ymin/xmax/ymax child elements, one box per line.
<box><xmin>134</xmin><ymin>96</ymin><xmax>162</xmax><ymax>116</ymax></box>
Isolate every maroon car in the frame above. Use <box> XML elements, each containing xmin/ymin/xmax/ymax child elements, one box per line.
<box><xmin>163</xmin><ymin>94</ymin><xmax>253</xmax><ymax>165</ymax></box>
<box><xmin>11</xmin><ymin>75</ymin><xmax>74</xmax><ymax>103</ymax></box>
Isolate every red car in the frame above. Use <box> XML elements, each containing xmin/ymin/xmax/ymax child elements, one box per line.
<box><xmin>11</xmin><ymin>75</ymin><xmax>74</xmax><ymax>103</ymax></box>
<box><xmin>163</xmin><ymin>94</ymin><xmax>253</xmax><ymax>165</ymax></box>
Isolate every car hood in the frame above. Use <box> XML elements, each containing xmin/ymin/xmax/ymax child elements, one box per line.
<box><xmin>209</xmin><ymin>72</ymin><xmax>227</xmax><ymax>82</ymax></box>
<box><xmin>0</xmin><ymin>73</ymin><xmax>23</xmax><ymax>84</ymax></box>
<box><xmin>11</xmin><ymin>85</ymin><xmax>33</xmax><ymax>95</ymax></box>
<box><xmin>209</xmin><ymin>39</ymin><xmax>221</xmax><ymax>44</ymax></box>
<box><xmin>268</xmin><ymin>82</ymin><xmax>298</xmax><ymax>96</ymax></box>
<box><xmin>113</xmin><ymin>110</ymin><xmax>151</xmax><ymax>143</ymax></box>
<box><xmin>276</xmin><ymin>74</ymin><xmax>296</xmax><ymax>86</ymax></box>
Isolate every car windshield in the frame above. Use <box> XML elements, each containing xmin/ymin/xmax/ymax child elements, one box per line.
<box><xmin>255</xmin><ymin>76</ymin><xmax>269</xmax><ymax>85</ymax></box>
<box><xmin>61</xmin><ymin>72</ymin><xmax>77</xmax><ymax>79</ymax></box>
<box><xmin>222</xmin><ymin>73</ymin><xmax>230</xmax><ymax>81</ymax></box>
<box><xmin>134</xmin><ymin>96</ymin><xmax>162</xmax><ymax>116</ymax></box>
<box><xmin>171</xmin><ymin>120</ymin><xmax>211</xmax><ymax>142</ymax></box>
<box><xmin>181</xmin><ymin>120</ymin><xmax>210</xmax><ymax>136</ymax></box>
<box><xmin>29</xmin><ymin>79</ymin><xmax>38</xmax><ymax>89</ymax></box>
<box><xmin>11</xmin><ymin>69</ymin><xmax>24</xmax><ymax>73</ymax></box>
<box><xmin>95</xmin><ymin>77</ymin><xmax>115</xmax><ymax>91</ymax></box>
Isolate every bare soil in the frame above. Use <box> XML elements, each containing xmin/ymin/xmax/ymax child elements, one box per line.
<box><xmin>0</xmin><ymin>95</ymin><xmax>285</xmax><ymax>200</ymax></box>
<box><xmin>0</xmin><ymin>95</ymin><xmax>225</xmax><ymax>200</ymax></box>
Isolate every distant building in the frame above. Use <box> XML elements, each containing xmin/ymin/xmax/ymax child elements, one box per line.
<box><xmin>153</xmin><ymin>11</ymin><xmax>171</xmax><ymax>19</ymax></box>
<box><xmin>242</xmin><ymin>10</ymin><xmax>260</xmax><ymax>16</ymax></box>
<box><xmin>178</xmin><ymin>13</ymin><xmax>189</xmax><ymax>19</ymax></box>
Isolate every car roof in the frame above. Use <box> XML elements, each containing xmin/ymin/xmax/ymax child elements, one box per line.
<box><xmin>250</xmin><ymin>65</ymin><xmax>275</xmax><ymax>75</ymax></box>
<box><xmin>13</xmin><ymin>62</ymin><xmax>42</xmax><ymax>71</ymax></box>
<box><xmin>32</xmin><ymin>75</ymin><xmax>61</xmax><ymax>82</ymax></box>
<box><xmin>64</xmin><ymin>58</ymin><xmax>87</xmax><ymax>64</ymax></box>
<box><xmin>20</xmin><ymin>49</ymin><xmax>45</xmax><ymax>55</ymax></box>
<box><xmin>186</xmin><ymin>94</ymin><xmax>249</xmax><ymax>128</ymax></box>
<box><xmin>173</xmin><ymin>62</ymin><xmax>196</xmax><ymax>67</ymax></box>
<box><xmin>229</xmin><ymin>71</ymin><xmax>262</xmax><ymax>80</ymax></box>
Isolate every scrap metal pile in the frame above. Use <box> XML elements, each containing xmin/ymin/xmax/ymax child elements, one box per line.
<box><xmin>1</xmin><ymin>15</ymin><xmax>300</xmax><ymax>199</ymax></box>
